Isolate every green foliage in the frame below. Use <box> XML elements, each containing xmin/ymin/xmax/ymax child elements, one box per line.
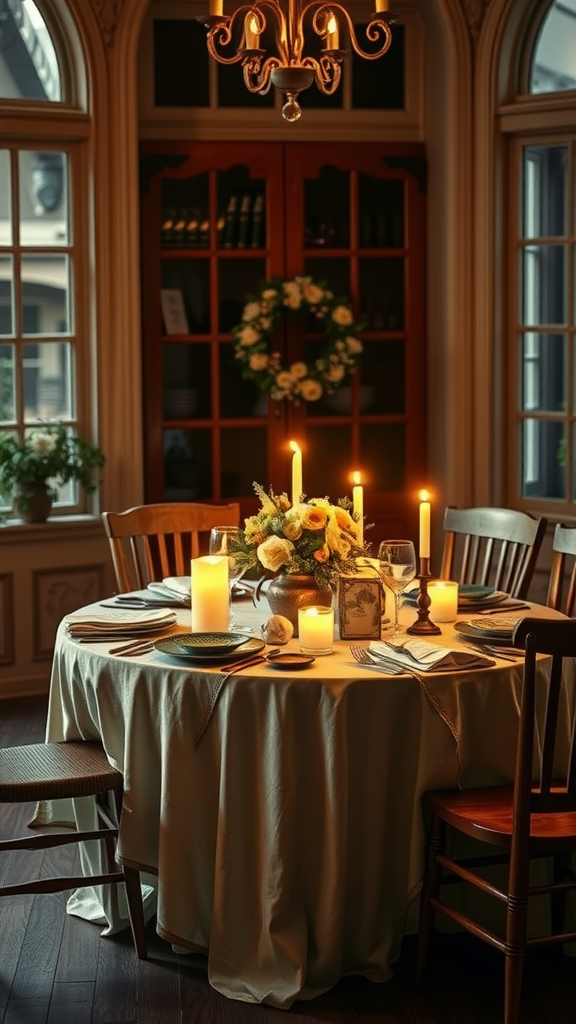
<box><xmin>0</xmin><ymin>421</ymin><xmax>105</xmax><ymax>506</ymax></box>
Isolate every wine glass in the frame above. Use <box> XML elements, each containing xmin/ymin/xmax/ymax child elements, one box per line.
<box><xmin>209</xmin><ymin>526</ymin><xmax>246</xmax><ymax>630</ymax></box>
<box><xmin>377</xmin><ymin>540</ymin><xmax>417</xmax><ymax>636</ymax></box>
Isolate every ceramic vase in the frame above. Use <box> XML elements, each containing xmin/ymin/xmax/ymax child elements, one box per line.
<box><xmin>266</xmin><ymin>573</ymin><xmax>332</xmax><ymax>637</ymax></box>
<box><xmin>13</xmin><ymin>480</ymin><xmax>53</xmax><ymax>523</ymax></box>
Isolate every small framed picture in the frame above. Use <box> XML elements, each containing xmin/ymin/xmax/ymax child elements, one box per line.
<box><xmin>161</xmin><ymin>288</ymin><xmax>189</xmax><ymax>335</ymax></box>
<box><xmin>338</xmin><ymin>576</ymin><xmax>382</xmax><ymax>640</ymax></box>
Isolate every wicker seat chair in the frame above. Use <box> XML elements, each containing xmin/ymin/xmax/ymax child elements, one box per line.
<box><xmin>0</xmin><ymin>740</ymin><xmax>147</xmax><ymax>959</ymax></box>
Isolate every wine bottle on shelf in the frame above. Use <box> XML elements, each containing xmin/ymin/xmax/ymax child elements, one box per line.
<box><xmin>223</xmin><ymin>193</ymin><xmax>239</xmax><ymax>248</ymax></box>
<box><xmin>236</xmin><ymin>193</ymin><xmax>253</xmax><ymax>249</ymax></box>
<box><xmin>250</xmin><ymin>192</ymin><xmax>265</xmax><ymax>249</ymax></box>
<box><xmin>161</xmin><ymin>207</ymin><xmax>176</xmax><ymax>247</ymax></box>
<box><xmin>198</xmin><ymin>217</ymin><xmax>210</xmax><ymax>247</ymax></box>
<box><xmin>172</xmin><ymin>208</ymin><xmax>187</xmax><ymax>246</ymax></box>
<box><xmin>184</xmin><ymin>210</ymin><xmax>200</xmax><ymax>247</ymax></box>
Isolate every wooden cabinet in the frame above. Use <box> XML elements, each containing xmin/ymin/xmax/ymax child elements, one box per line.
<box><xmin>140</xmin><ymin>141</ymin><xmax>426</xmax><ymax>546</ymax></box>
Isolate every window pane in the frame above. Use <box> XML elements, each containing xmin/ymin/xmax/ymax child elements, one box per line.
<box><xmin>21</xmin><ymin>254</ymin><xmax>71</xmax><ymax>334</ymax></box>
<box><xmin>530</xmin><ymin>0</ymin><xmax>576</xmax><ymax>94</ymax></box>
<box><xmin>164</xmin><ymin>428</ymin><xmax>212</xmax><ymax>500</ymax></box>
<box><xmin>19</xmin><ymin>151</ymin><xmax>69</xmax><ymax>245</ymax></box>
<box><xmin>0</xmin><ymin>151</ymin><xmax>12</xmax><ymax>245</ymax></box>
<box><xmin>0</xmin><ymin>344</ymin><xmax>16</xmax><ymax>422</ymax></box>
<box><xmin>22</xmin><ymin>341</ymin><xmax>74</xmax><ymax>420</ymax></box>
<box><xmin>521</xmin><ymin>245</ymin><xmax>566</xmax><ymax>325</ymax></box>
<box><xmin>520</xmin><ymin>418</ymin><xmax>565</xmax><ymax>499</ymax></box>
<box><xmin>0</xmin><ymin>256</ymin><xmax>15</xmax><ymax>336</ymax></box>
<box><xmin>520</xmin><ymin>332</ymin><xmax>565</xmax><ymax>412</ymax></box>
<box><xmin>154</xmin><ymin>19</ymin><xmax>209</xmax><ymax>107</ymax></box>
<box><xmin>522</xmin><ymin>145</ymin><xmax>567</xmax><ymax>237</ymax></box>
<box><xmin>0</xmin><ymin>0</ymin><xmax>61</xmax><ymax>101</ymax></box>
<box><xmin>352</xmin><ymin>23</ymin><xmax>405</xmax><ymax>110</ymax></box>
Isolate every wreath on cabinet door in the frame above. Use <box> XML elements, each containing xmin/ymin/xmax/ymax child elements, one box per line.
<box><xmin>231</xmin><ymin>275</ymin><xmax>364</xmax><ymax>404</ymax></box>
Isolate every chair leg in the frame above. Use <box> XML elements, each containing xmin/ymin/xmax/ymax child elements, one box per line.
<box><xmin>504</xmin><ymin>890</ymin><xmax>528</xmax><ymax>1024</ymax></box>
<box><xmin>123</xmin><ymin>865</ymin><xmax>148</xmax><ymax>960</ymax></box>
<box><xmin>504</xmin><ymin>952</ymin><xmax>524</xmax><ymax>1024</ymax></box>
<box><xmin>551</xmin><ymin>852</ymin><xmax>570</xmax><ymax>936</ymax></box>
<box><xmin>416</xmin><ymin>814</ymin><xmax>446</xmax><ymax>984</ymax></box>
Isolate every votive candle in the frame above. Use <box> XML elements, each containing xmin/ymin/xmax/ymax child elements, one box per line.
<box><xmin>290</xmin><ymin>440</ymin><xmax>303</xmax><ymax>506</ymax></box>
<box><xmin>298</xmin><ymin>606</ymin><xmax>334</xmax><ymax>656</ymax></box>
<box><xmin>190</xmin><ymin>556</ymin><xmax>229</xmax><ymax>632</ymax></box>
<box><xmin>428</xmin><ymin>580</ymin><xmax>458</xmax><ymax>622</ymax></box>
<box><xmin>418</xmin><ymin>489</ymin><xmax>431</xmax><ymax>560</ymax></box>
<box><xmin>352</xmin><ymin>470</ymin><xmax>364</xmax><ymax>546</ymax></box>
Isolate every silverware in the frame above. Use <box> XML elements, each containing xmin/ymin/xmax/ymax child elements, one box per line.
<box><xmin>477</xmin><ymin>604</ymin><xmax>531</xmax><ymax>616</ymax></box>
<box><xmin>349</xmin><ymin>644</ymin><xmax>410</xmax><ymax>676</ymax></box>
<box><xmin>109</xmin><ymin>637</ymin><xmax>158</xmax><ymax>655</ymax></box>
<box><xmin>460</xmin><ymin>640</ymin><xmax>521</xmax><ymax>662</ymax></box>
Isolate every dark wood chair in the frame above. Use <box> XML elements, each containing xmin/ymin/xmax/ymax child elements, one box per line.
<box><xmin>102</xmin><ymin>501</ymin><xmax>241</xmax><ymax>593</ymax></box>
<box><xmin>0</xmin><ymin>740</ymin><xmax>147</xmax><ymax>958</ymax></box>
<box><xmin>547</xmin><ymin>523</ymin><xmax>576</xmax><ymax>617</ymax></box>
<box><xmin>439</xmin><ymin>506</ymin><xmax>548</xmax><ymax>599</ymax></box>
<box><xmin>416</xmin><ymin>616</ymin><xmax>576</xmax><ymax>1024</ymax></box>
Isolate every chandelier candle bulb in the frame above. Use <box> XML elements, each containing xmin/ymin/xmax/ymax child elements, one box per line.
<box><xmin>418</xmin><ymin>489</ymin><xmax>431</xmax><ymax>560</ymax></box>
<box><xmin>290</xmin><ymin>440</ymin><xmax>303</xmax><ymax>506</ymax></box>
<box><xmin>352</xmin><ymin>471</ymin><xmax>364</xmax><ymax>546</ymax></box>
<box><xmin>325</xmin><ymin>13</ymin><xmax>339</xmax><ymax>50</ymax></box>
<box><xmin>428</xmin><ymin>580</ymin><xmax>459</xmax><ymax>623</ymax></box>
<box><xmin>375</xmin><ymin>0</ymin><xmax>389</xmax><ymax>11</ymax></box>
<box><xmin>298</xmin><ymin>606</ymin><xmax>334</xmax><ymax>655</ymax></box>
<box><xmin>244</xmin><ymin>12</ymin><xmax>260</xmax><ymax>48</ymax></box>
<box><xmin>190</xmin><ymin>556</ymin><xmax>230</xmax><ymax>633</ymax></box>
<box><xmin>209</xmin><ymin>0</ymin><xmax>223</xmax><ymax>14</ymax></box>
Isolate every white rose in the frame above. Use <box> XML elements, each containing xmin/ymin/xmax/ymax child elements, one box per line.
<box><xmin>257</xmin><ymin>535</ymin><xmax>294</xmax><ymax>573</ymax></box>
<box><xmin>242</xmin><ymin>301</ymin><xmax>261</xmax><ymax>321</ymax></box>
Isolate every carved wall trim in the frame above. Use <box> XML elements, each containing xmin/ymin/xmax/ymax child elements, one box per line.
<box><xmin>91</xmin><ymin>0</ymin><xmax>123</xmax><ymax>48</ymax></box>
<box><xmin>33</xmin><ymin>565</ymin><xmax>107</xmax><ymax>660</ymax></box>
<box><xmin>460</xmin><ymin>0</ymin><xmax>493</xmax><ymax>43</ymax></box>
<box><xmin>0</xmin><ymin>574</ymin><xmax>15</xmax><ymax>666</ymax></box>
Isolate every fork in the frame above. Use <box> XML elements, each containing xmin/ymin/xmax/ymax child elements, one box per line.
<box><xmin>350</xmin><ymin>644</ymin><xmax>409</xmax><ymax>676</ymax></box>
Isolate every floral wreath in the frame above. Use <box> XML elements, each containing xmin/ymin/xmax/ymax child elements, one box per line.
<box><xmin>231</xmin><ymin>275</ymin><xmax>364</xmax><ymax>403</ymax></box>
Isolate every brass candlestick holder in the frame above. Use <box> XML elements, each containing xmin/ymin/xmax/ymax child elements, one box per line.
<box><xmin>406</xmin><ymin>557</ymin><xmax>441</xmax><ymax>636</ymax></box>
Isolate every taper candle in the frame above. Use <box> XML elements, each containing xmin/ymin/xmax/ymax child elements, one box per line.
<box><xmin>244</xmin><ymin>11</ymin><xmax>260</xmax><ymax>48</ymax></box>
<box><xmin>325</xmin><ymin>12</ymin><xmax>339</xmax><ymax>49</ymax></box>
<box><xmin>209</xmin><ymin>0</ymin><xmax>223</xmax><ymax>15</ymax></box>
<box><xmin>190</xmin><ymin>555</ymin><xmax>229</xmax><ymax>632</ymax></box>
<box><xmin>290</xmin><ymin>440</ymin><xmax>303</xmax><ymax>506</ymax></box>
<box><xmin>375</xmin><ymin>0</ymin><xmax>389</xmax><ymax>12</ymax></box>
<box><xmin>352</xmin><ymin>470</ymin><xmax>364</xmax><ymax>546</ymax></box>
<box><xmin>418</xmin><ymin>489</ymin><xmax>431</xmax><ymax>559</ymax></box>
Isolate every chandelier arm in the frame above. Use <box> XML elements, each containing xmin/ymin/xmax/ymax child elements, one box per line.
<box><xmin>310</xmin><ymin>3</ymin><xmax>393</xmax><ymax>60</ymax></box>
<box><xmin>300</xmin><ymin>54</ymin><xmax>341</xmax><ymax>95</ymax></box>
<box><xmin>206</xmin><ymin>5</ymin><xmax>267</xmax><ymax>65</ymax></box>
<box><xmin>243</xmin><ymin>55</ymin><xmax>282</xmax><ymax>94</ymax></box>
<box><xmin>252</xmin><ymin>0</ymin><xmax>291</xmax><ymax>64</ymax></box>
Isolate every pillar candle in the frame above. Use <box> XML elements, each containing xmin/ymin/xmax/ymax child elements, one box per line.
<box><xmin>428</xmin><ymin>580</ymin><xmax>458</xmax><ymax>622</ymax></box>
<box><xmin>290</xmin><ymin>440</ymin><xmax>303</xmax><ymax>506</ymax></box>
<box><xmin>190</xmin><ymin>556</ymin><xmax>230</xmax><ymax>633</ymax></box>
<box><xmin>352</xmin><ymin>470</ymin><xmax>364</xmax><ymax>546</ymax></box>
<box><xmin>418</xmin><ymin>489</ymin><xmax>431</xmax><ymax>559</ymax></box>
<box><xmin>298</xmin><ymin>606</ymin><xmax>334</xmax><ymax>655</ymax></box>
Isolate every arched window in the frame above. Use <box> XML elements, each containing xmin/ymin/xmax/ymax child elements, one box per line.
<box><xmin>0</xmin><ymin>0</ymin><xmax>94</xmax><ymax>515</ymax></box>
<box><xmin>505</xmin><ymin>0</ymin><xmax>576</xmax><ymax>519</ymax></box>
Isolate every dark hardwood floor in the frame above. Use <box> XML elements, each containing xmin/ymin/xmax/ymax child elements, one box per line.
<box><xmin>1</xmin><ymin>695</ymin><xmax>574</xmax><ymax>1024</ymax></box>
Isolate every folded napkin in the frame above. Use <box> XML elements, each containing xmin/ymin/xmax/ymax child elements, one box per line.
<box><xmin>147</xmin><ymin>576</ymin><xmax>191</xmax><ymax>602</ymax></box>
<box><xmin>66</xmin><ymin>607</ymin><xmax>177</xmax><ymax>638</ymax></box>
<box><xmin>370</xmin><ymin>638</ymin><xmax>494</xmax><ymax>672</ymax></box>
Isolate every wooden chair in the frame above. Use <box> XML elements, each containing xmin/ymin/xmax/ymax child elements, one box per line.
<box><xmin>102</xmin><ymin>501</ymin><xmax>241</xmax><ymax>593</ymax></box>
<box><xmin>546</xmin><ymin>522</ymin><xmax>576</xmax><ymax>617</ymax></box>
<box><xmin>0</xmin><ymin>740</ymin><xmax>147</xmax><ymax>959</ymax></box>
<box><xmin>439</xmin><ymin>506</ymin><xmax>548</xmax><ymax>599</ymax></box>
<box><xmin>416</xmin><ymin>616</ymin><xmax>576</xmax><ymax>1024</ymax></box>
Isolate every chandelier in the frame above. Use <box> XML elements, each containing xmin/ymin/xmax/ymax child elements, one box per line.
<box><xmin>197</xmin><ymin>1</ymin><xmax>394</xmax><ymax>122</ymax></box>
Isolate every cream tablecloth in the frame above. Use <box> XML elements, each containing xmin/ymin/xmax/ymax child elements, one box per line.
<box><xmin>38</xmin><ymin>598</ymin><xmax>568</xmax><ymax>1007</ymax></box>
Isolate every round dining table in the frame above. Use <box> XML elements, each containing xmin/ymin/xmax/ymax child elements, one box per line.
<box><xmin>36</xmin><ymin>592</ymin><xmax>569</xmax><ymax>1008</ymax></box>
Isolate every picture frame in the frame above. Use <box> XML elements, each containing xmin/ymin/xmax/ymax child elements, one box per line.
<box><xmin>338</xmin><ymin>576</ymin><xmax>382</xmax><ymax>640</ymax></box>
<box><xmin>161</xmin><ymin>288</ymin><xmax>190</xmax><ymax>335</ymax></box>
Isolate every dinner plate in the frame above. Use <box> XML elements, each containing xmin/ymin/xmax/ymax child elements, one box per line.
<box><xmin>154</xmin><ymin>635</ymin><xmax>265</xmax><ymax>661</ymax></box>
<box><xmin>265</xmin><ymin>652</ymin><xmax>315</xmax><ymax>670</ymax></box>
<box><xmin>168</xmin><ymin>632</ymin><xmax>248</xmax><ymax>655</ymax></box>
<box><xmin>454</xmin><ymin>617</ymin><xmax>520</xmax><ymax>645</ymax></box>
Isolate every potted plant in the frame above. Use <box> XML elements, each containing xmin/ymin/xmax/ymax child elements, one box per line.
<box><xmin>0</xmin><ymin>421</ymin><xmax>105</xmax><ymax>523</ymax></box>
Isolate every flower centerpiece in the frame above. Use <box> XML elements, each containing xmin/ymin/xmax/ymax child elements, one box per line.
<box><xmin>232</xmin><ymin>275</ymin><xmax>364</xmax><ymax>404</ymax></box>
<box><xmin>235</xmin><ymin>482</ymin><xmax>369</xmax><ymax>589</ymax></box>
<box><xmin>0</xmin><ymin>421</ymin><xmax>105</xmax><ymax>522</ymax></box>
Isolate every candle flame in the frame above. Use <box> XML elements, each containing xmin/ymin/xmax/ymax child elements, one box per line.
<box><xmin>352</xmin><ymin>470</ymin><xmax>362</xmax><ymax>486</ymax></box>
<box><xmin>418</xmin><ymin>489</ymin><xmax>430</xmax><ymax>502</ymax></box>
<box><xmin>327</xmin><ymin>13</ymin><xmax>337</xmax><ymax>34</ymax></box>
<box><xmin>289</xmin><ymin>440</ymin><xmax>301</xmax><ymax>454</ymax></box>
<box><xmin>249</xmin><ymin>14</ymin><xmax>259</xmax><ymax>33</ymax></box>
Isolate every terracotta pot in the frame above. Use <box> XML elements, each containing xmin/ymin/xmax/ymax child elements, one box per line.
<box><xmin>13</xmin><ymin>480</ymin><xmax>53</xmax><ymax>523</ymax></box>
<box><xmin>266</xmin><ymin>574</ymin><xmax>332</xmax><ymax>637</ymax></box>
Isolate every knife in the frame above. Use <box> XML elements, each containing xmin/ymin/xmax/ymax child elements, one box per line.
<box><xmin>477</xmin><ymin>603</ymin><xmax>531</xmax><ymax>615</ymax></box>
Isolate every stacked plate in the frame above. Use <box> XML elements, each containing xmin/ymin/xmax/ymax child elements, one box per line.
<box><xmin>454</xmin><ymin>615</ymin><xmax>522</xmax><ymax>646</ymax></box>
<box><xmin>155</xmin><ymin>633</ymin><xmax>265</xmax><ymax>661</ymax></box>
<box><xmin>456</xmin><ymin>585</ymin><xmax>509</xmax><ymax>610</ymax></box>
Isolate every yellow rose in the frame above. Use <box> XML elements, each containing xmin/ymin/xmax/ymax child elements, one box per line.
<box><xmin>326</xmin><ymin>363</ymin><xmax>346</xmax><ymax>383</ymax></box>
<box><xmin>331</xmin><ymin>305</ymin><xmax>354</xmax><ymax>326</ymax></box>
<box><xmin>249</xmin><ymin>353</ymin><xmax>269</xmax><ymax>371</ymax></box>
<box><xmin>257</xmin><ymin>535</ymin><xmax>294</xmax><ymax>573</ymax></box>
<box><xmin>345</xmin><ymin>335</ymin><xmax>363</xmax><ymax>354</ymax></box>
<box><xmin>303</xmin><ymin>283</ymin><xmax>324</xmax><ymax>304</ymax></box>
<box><xmin>239</xmin><ymin>326</ymin><xmax>260</xmax><ymax>347</ymax></box>
<box><xmin>282</xmin><ymin>509</ymin><xmax>304</xmax><ymax>541</ymax></box>
<box><xmin>298</xmin><ymin>378</ymin><xmax>323</xmax><ymax>402</ymax></box>
<box><xmin>289</xmin><ymin>361</ymin><xmax>308</xmax><ymax>380</ymax></box>
<box><xmin>242</xmin><ymin>301</ymin><xmax>261</xmax><ymax>321</ymax></box>
<box><xmin>333</xmin><ymin>506</ymin><xmax>356</xmax><ymax>534</ymax></box>
<box><xmin>275</xmin><ymin>370</ymin><xmax>295</xmax><ymax>390</ymax></box>
<box><xmin>302</xmin><ymin>505</ymin><xmax>328</xmax><ymax>531</ymax></box>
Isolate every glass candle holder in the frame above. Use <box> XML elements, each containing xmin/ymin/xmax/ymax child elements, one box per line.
<box><xmin>298</xmin><ymin>605</ymin><xmax>334</xmax><ymax>655</ymax></box>
<box><xmin>428</xmin><ymin>580</ymin><xmax>459</xmax><ymax>623</ymax></box>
